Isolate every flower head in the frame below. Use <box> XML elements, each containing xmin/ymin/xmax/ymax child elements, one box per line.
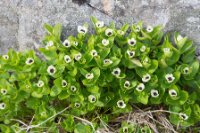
<box><xmin>74</xmin><ymin>53</ymin><xmax>82</xmax><ymax>61</ymax></box>
<box><xmin>163</xmin><ymin>48</ymin><xmax>170</xmax><ymax>54</ymax></box>
<box><xmin>88</xmin><ymin>95</ymin><xmax>96</xmax><ymax>103</ymax></box>
<box><xmin>169</xmin><ymin>89</ymin><xmax>177</xmax><ymax>97</ymax></box>
<box><xmin>112</xmin><ymin>68</ymin><xmax>121</xmax><ymax>77</ymax></box>
<box><xmin>135</xmin><ymin>25</ymin><xmax>141</xmax><ymax>32</ymax></box>
<box><xmin>126</xmin><ymin>50</ymin><xmax>135</xmax><ymax>58</ymax></box>
<box><xmin>78</xmin><ymin>26</ymin><xmax>88</xmax><ymax>34</ymax></box>
<box><xmin>70</xmin><ymin>86</ymin><xmax>77</xmax><ymax>92</ymax></box>
<box><xmin>165</xmin><ymin>74</ymin><xmax>175</xmax><ymax>83</ymax></box>
<box><xmin>96</xmin><ymin>21</ymin><xmax>104</xmax><ymax>28</ymax></box>
<box><xmin>90</xmin><ymin>50</ymin><xmax>98</xmax><ymax>57</ymax></box>
<box><xmin>0</xmin><ymin>103</ymin><xmax>6</xmax><ymax>110</ymax></box>
<box><xmin>140</xmin><ymin>45</ymin><xmax>146</xmax><ymax>52</ymax></box>
<box><xmin>62</xmin><ymin>39</ymin><xmax>71</xmax><ymax>48</ymax></box>
<box><xmin>117</xmin><ymin>30</ymin><xmax>125</xmax><ymax>35</ymax></box>
<box><xmin>64</xmin><ymin>55</ymin><xmax>72</xmax><ymax>63</ymax></box>
<box><xmin>62</xmin><ymin>80</ymin><xmax>67</xmax><ymax>87</ymax></box>
<box><xmin>105</xmin><ymin>28</ymin><xmax>113</xmax><ymax>36</ymax></box>
<box><xmin>102</xmin><ymin>39</ymin><xmax>109</xmax><ymax>46</ymax></box>
<box><xmin>37</xmin><ymin>80</ymin><xmax>44</xmax><ymax>88</ymax></box>
<box><xmin>85</xmin><ymin>73</ymin><xmax>94</xmax><ymax>80</ymax></box>
<box><xmin>128</xmin><ymin>38</ymin><xmax>136</xmax><ymax>46</ymax></box>
<box><xmin>179</xmin><ymin>113</ymin><xmax>188</xmax><ymax>120</ymax></box>
<box><xmin>142</xmin><ymin>74</ymin><xmax>151</xmax><ymax>83</ymax></box>
<box><xmin>47</xmin><ymin>65</ymin><xmax>56</xmax><ymax>75</ymax></box>
<box><xmin>177</xmin><ymin>35</ymin><xmax>183</xmax><ymax>42</ymax></box>
<box><xmin>1</xmin><ymin>89</ymin><xmax>7</xmax><ymax>95</ymax></box>
<box><xmin>117</xmin><ymin>100</ymin><xmax>126</xmax><ymax>109</ymax></box>
<box><xmin>122</xmin><ymin>127</ymin><xmax>129</xmax><ymax>133</ymax></box>
<box><xmin>45</xmin><ymin>41</ymin><xmax>54</xmax><ymax>49</ymax></box>
<box><xmin>151</xmin><ymin>89</ymin><xmax>159</xmax><ymax>98</ymax></box>
<box><xmin>74</xmin><ymin>41</ymin><xmax>78</xmax><ymax>46</ymax></box>
<box><xmin>25</xmin><ymin>58</ymin><xmax>34</xmax><ymax>65</ymax></box>
<box><xmin>74</xmin><ymin>102</ymin><xmax>81</xmax><ymax>108</ymax></box>
<box><xmin>103</xmin><ymin>59</ymin><xmax>113</xmax><ymax>65</ymax></box>
<box><xmin>124</xmin><ymin>81</ymin><xmax>131</xmax><ymax>88</ymax></box>
<box><xmin>136</xmin><ymin>83</ymin><xmax>145</xmax><ymax>92</ymax></box>
<box><xmin>146</xmin><ymin>25</ymin><xmax>153</xmax><ymax>33</ymax></box>
<box><xmin>2</xmin><ymin>55</ymin><xmax>9</xmax><ymax>60</ymax></box>
<box><xmin>183</xmin><ymin>67</ymin><xmax>189</xmax><ymax>74</ymax></box>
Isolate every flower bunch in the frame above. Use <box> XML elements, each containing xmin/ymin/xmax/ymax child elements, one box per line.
<box><xmin>0</xmin><ymin>17</ymin><xmax>200</xmax><ymax>132</ymax></box>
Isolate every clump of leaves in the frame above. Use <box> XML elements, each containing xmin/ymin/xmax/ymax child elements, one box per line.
<box><xmin>0</xmin><ymin>17</ymin><xmax>200</xmax><ymax>132</ymax></box>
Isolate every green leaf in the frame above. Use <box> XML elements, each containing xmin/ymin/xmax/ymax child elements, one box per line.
<box><xmin>74</xmin><ymin>123</ymin><xmax>92</xmax><ymax>133</ymax></box>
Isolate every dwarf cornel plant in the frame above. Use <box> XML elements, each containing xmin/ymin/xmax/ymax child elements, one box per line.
<box><xmin>0</xmin><ymin>17</ymin><xmax>200</xmax><ymax>132</ymax></box>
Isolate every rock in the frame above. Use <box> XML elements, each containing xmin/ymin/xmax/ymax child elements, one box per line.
<box><xmin>0</xmin><ymin>0</ymin><xmax>199</xmax><ymax>55</ymax></box>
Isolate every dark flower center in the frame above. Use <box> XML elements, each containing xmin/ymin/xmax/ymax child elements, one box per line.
<box><xmin>119</xmin><ymin>102</ymin><xmax>123</xmax><ymax>106</ymax></box>
<box><xmin>50</xmin><ymin>69</ymin><xmax>54</xmax><ymax>73</ymax></box>
<box><xmin>29</xmin><ymin>59</ymin><xmax>33</xmax><ymax>63</ymax></box>
<box><xmin>107</xmin><ymin>32</ymin><xmax>112</xmax><ymax>36</ymax></box>
<box><xmin>168</xmin><ymin>77</ymin><xmax>172</xmax><ymax>81</ymax></box>
<box><xmin>171</xmin><ymin>92</ymin><xmax>176</xmax><ymax>96</ymax></box>
<box><xmin>125</xmin><ymin>83</ymin><xmax>129</xmax><ymax>87</ymax></box>
<box><xmin>114</xmin><ymin>71</ymin><xmax>119</xmax><ymax>75</ymax></box>
<box><xmin>92</xmin><ymin>97</ymin><xmax>96</xmax><ymax>102</ymax></box>
<box><xmin>153</xmin><ymin>92</ymin><xmax>158</xmax><ymax>96</ymax></box>
<box><xmin>80</xmin><ymin>29</ymin><xmax>85</xmax><ymax>33</ymax></box>
<box><xmin>139</xmin><ymin>87</ymin><xmax>142</xmax><ymax>90</ymax></box>
<box><xmin>129</xmin><ymin>52</ymin><xmax>133</xmax><ymax>56</ymax></box>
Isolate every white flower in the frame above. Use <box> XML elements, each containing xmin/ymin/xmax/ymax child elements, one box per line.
<box><xmin>179</xmin><ymin>113</ymin><xmax>188</xmax><ymax>120</ymax></box>
<box><xmin>140</xmin><ymin>45</ymin><xmax>146</xmax><ymax>52</ymax></box>
<box><xmin>74</xmin><ymin>41</ymin><xmax>78</xmax><ymax>46</ymax></box>
<box><xmin>62</xmin><ymin>80</ymin><xmax>67</xmax><ymax>87</ymax></box>
<box><xmin>146</xmin><ymin>25</ymin><xmax>153</xmax><ymax>33</ymax></box>
<box><xmin>102</xmin><ymin>39</ymin><xmax>109</xmax><ymax>46</ymax></box>
<box><xmin>177</xmin><ymin>35</ymin><xmax>183</xmax><ymax>42</ymax></box>
<box><xmin>126</xmin><ymin>50</ymin><xmax>135</xmax><ymax>58</ymax></box>
<box><xmin>74</xmin><ymin>102</ymin><xmax>81</xmax><ymax>108</ymax></box>
<box><xmin>26</xmin><ymin>85</ymin><xmax>30</xmax><ymax>89</ymax></box>
<box><xmin>128</xmin><ymin>38</ymin><xmax>136</xmax><ymax>46</ymax></box>
<box><xmin>0</xmin><ymin>103</ymin><xmax>6</xmax><ymax>110</ymax></box>
<box><xmin>45</xmin><ymin>41</ymin><xmax>54</xmax><ymax>49</ymax></box>
<box><xmin>163</xmin><ymin>48</ymin><xmax>170</xmax><ymax>54</ymax></box>
<box><xmin>64</xmin><ymin>55</ymin><xmax>72</xmax><ymax>63</ymax></box>
<box><xmin>169</xmin><ymin>89</ymin><xmax>177</xmax><ymax>97</ymax></box>
<box><xmin>1</xmin><ymin>89</ymin><xmax>7</xmax><ymax>95</ymax></box>
<box><xmin>151</xmin><ymin>89</ymin><xmax>159</xmax><ymax>98</ymax></box>
<box><xmin>135</xmin><ymin>25</ymin><xmax>141</xmax><ymax>32</ymax></box>
<box><xmin>122</xmin><ymin>127</ymin><xmax>129</xmax><ymax>133</ymax></box>
<box><xmin>2</xmin><ymin>55</ymin><xmax>9</xmax><ymax>60</ymax></box>
<box><xmin>96</xmin><ymin>21</ymin><xmax>104</xmax><ymax>28</ymax></box>
<box><xmin>112</xmin><ymin>68</ymin><xmax>121</xmax><ymax>77</ymax></box>
<box><xmin>25</xmin><ymin>58</ymin><xmax>34</xmax><ymax>65</ymax></box>
<box><xmin>90</xmin><ymin>50</ymin><xmax>98</xmax><ymax>57</ymax></box>
<box><xmin>62</xmin><ymin>39</ymin><xmax>71</xmax><ymax>48</ymax></box>
<box><xmin>70</xmin><ymin>86</ymin><xmax>77</xmax><ymax>92</ymax></box>
<box><xmin>47</xmin><ymin>65</ymin><xmax>56</xmax><ymax>75</ymax></box>
<box><xmin>183</xmin><ymin>67</ymin><xmax>189</xmax><ymax>74</ymax></box>
<box><xmin>105</xmin><ymin>28</ymin><xmax>113</xmax><ymax>36</ymax></box>
<box><xmin>165</xmin><ymin>74</ymin><xmax>175</xmax><ymax>83</ymax></box>
<box><xmin>37</xmin><ymin>80</ymin><xmax>44</xmax><ymax>88</ymax></box>
<box><xmin>74</xmin><ymin>53</ymin><xmax>82</xmax><ymax>61</ymax></box>
<box><xmin>103</xmin><ymin>59</ymin><xmax>113</xmax><ymax>65</ymax></box>
<box><xmin>124</xmin><ymin>81</ymin><xmax>130</xmax><ymax>88</ymax></box>
<box><xmin>143</xmin><ymin>57</ymin><xmax>149</xmax><ymax>63</ymax></box>
<box><xmin>117</xmin><ymin>30</ymin><xmax>125</xmax><ymax>35</ymax></box>
<box><xmin>85</xmin><ymin>73</ymin><xmax>94</xmax><ymax>80</ymax></box>
<box><xmin>142</xmin><ymin>74</ymin><xmax>151</xmax><ymax>83</ymax></box>
<box><xmin>117</xmin><ymin>100</ymin><xmax>126</xmax><ymax>109</ymax></box>
<box><xmin>88</xmin><ymin>95</ymin><xmax>96</xmax><ymax>103</ymax></box>
<box><xmin>136</xmin><ymin>83</ymin><xmax>145</xmax><ymax>92</ymax></box>
<box><xmin>77</xmin><ymin>26</ymin><xmax>88</xmax><ymax>34</ymax></box>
